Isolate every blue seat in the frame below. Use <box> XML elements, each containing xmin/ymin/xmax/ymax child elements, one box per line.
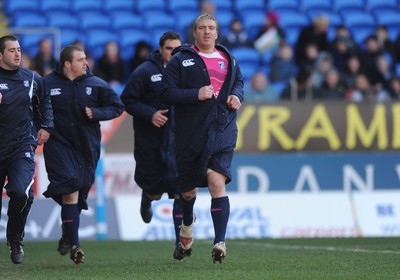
<box><xmin>136</xmin><ymin>0</ymin><xmax>167</xmax><ymax>14</ymax></box>
<box><xmin>342</xmin><ymin>11</ymin><xmax>376</xmax><ymax>30</ymax></box>
<box><xmin>103</xmin><ymin>0</ymin><xmax>135</xmax><ymax>14</ymax></box>
<box><xmin>118</xmin><ymin>30</ymin><xmax>152</xmax><ymax>60</ymax></box>
<box><xmin>215</xmin><ymin>10</ymin><xmax>236</xmax><ymax>35</ymax></box>
<box><xmin>374</xmin><ymin>10</ymin><xmax>400</xmax><ymax>29</ymax></box>
<box><xmin>71</xmin><ymin>0</ymin><xmax>103</xmax><ymax>13</ymax></box>
<box><xmin>306</xmin><ymin>10</ymin><xmax>342</xmax><ymax>28</ymax></box>
<box><xmin>47</xmin><ymin>12</ymin><xmax>80</xmax><ymax>30</ymax></box>
<box><xmin>40</xmin><ymin>0</ymin><xmax>70</xmax><ymax>14</ymax></box>
<box><xmin>79</xmin><ymin>12</ymin><xmax>112</xmax><ymax>32</ymax></box>
<box><xmin>333</xmin><ymin>0</ymin><xmax>366</xmax><ymax>15</ymax></box>
<box><xmin>144</xmin><ymin>12</ymin><xmax>175</xmax><ymax>33</ymax></box>
<box><xmin>12</xmin><ymin>12</ymin><xmax>47</xmax><ymax>28</ymax></box>
<box><xmin>234</xmin><ymin>0</ymin><xmax>265</xmax><ymax>14</ymax></box>
<box><xmin>241</xmin><ymin>11</ymin><xmax>267</xmax><ymax>41</ymax></box>
<box><xmin>168</xmin><ymin>0</ymin><xmax>199</xmax><ymax>14</ymax></box>
<box><xmin>4</xmin><ymin>0</ymin><xmax>39</xmax><ymax>17</ymax></box>
<box><xmin>278</xmin><ymin>11</ymin><xmax>309</xmax><ymax>29</ymax></box>
<box><xmin>60</xmin><ymin>29</ymin><xmax>83</xmax><ymax>47</ymax></box>
<box><xmin>366</xmin><ymin>0</ymin><xmax>397</xmax><ymax>13</ymax></box>
<box><xmin>86</xmin><ymin>29</ymin><xmax>118</xmax><ymax>59</ymax></box>
<box><xmin>175</xmin><ymin>11</ymin><xmax>199</xmax><ymax>37</ymax></box>
<box><xmin>19</xmin><ymin>34</ymin><xmax>51</xmax><ymax>57</ymax></box>
<box><xmin>267</xmin><ymin>0</ymin><xmax>299</xmax><ymax>12</ymax></box>
<box><xmin>232</xmin><ymin>47</ymin><xmax>261</xmax><ymax>65</ymax></box>
<box><xmin>300</xmin><ymin>0</ymin><xmax>332</xmax><ymax>14</ymax></box>
<box><xmin>111</xmin><ymin>12</ymin><xmax>143</xmax><ymax>32</ymax></box>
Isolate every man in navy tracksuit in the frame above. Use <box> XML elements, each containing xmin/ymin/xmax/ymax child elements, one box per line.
<box><xmin>160</xmin><ymin>14</ymin><xmax>244</xmax><ymax>263</ymax></box>
<box><xmin>121</xmin><ymin>32</ymin><xmax>188</xmax><ymax>260</ymax></box>
<box><xmin>43</xmin><ymin>45</ymin><xmax>124</xmax><ymax>264</ymax></box>
<box><xmin>0</xmin><ymin>35</ymin><xmax>53</xmax><ymax>264</ymax></box>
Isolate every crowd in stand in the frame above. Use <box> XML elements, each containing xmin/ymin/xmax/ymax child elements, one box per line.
<box><xmin>18</xmin><ymin>0</ymin><xmax>400</xmax><ymax>103</ymax></box>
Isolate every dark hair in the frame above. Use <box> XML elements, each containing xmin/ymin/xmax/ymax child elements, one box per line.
<box><xmin>159</xmin><ymin>31</ymin><xmax>182</xmax><ymax>47</ymax></box>
<box><xmin>60</xmin><ymin>45</ymin><xmax>84</xmax><ymax>66</ymax></box>
<box><xmin>0</xmin><ymin>35</ymin><xmax>18</xmax><ymax>54</ymax></box>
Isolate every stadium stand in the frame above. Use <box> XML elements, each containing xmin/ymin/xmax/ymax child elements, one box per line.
<box><xmin>2</xmin><ymin>0</ymin><xmax>400</xmax><ymax>88</ymax></box>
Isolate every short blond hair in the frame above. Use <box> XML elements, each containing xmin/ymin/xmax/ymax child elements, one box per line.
<box><xmin>193</xmin><ymin>13</ymin><xmax>219</xmax><ymax>31</ymax></box>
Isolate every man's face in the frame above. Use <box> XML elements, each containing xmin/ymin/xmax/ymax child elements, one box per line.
<box><xmin>69</xmin><ymin>50</ymin><xmax>87</xmax><ymax>78</ymax></box>
<box><xmin>160</xmin><ymin>39</ymin><xmax>181</xmax><ymax>66</ymax></box>
<box><xmin>194</xmin><ymin>18</ymin><xmax>218</xmax><ymax>50</ymax></box>
<box><xmin>0</xmin><ymin>40</ymin><xmax>21</xmax><ymax>70</ymax></box>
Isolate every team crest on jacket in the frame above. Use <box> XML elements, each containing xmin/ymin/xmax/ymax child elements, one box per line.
<box><xmin>151</xmin><ymin>74</ymin><xmax>162</xmax><ymax>82</ymax></box>
<box><xmin>24</xmin><ymin>80</ymin><xmax>29</xmax><ymax>87</ymax></box>
<box><xmin>86</xmin><ymin>87</ymin><xmax>92</xmax><ymax>95</ymax></box>
<box><xmin>218</xmin><ymin>61</ymin><xmax>226</xmax><ymax>71</ymax></box>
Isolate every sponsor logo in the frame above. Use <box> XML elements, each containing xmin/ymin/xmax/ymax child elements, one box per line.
<box><xmin>24</xmin><ymin>81</ymin><xmax>29</xmax><ymax>87</ymax></box>
<box><xmin>182</xmin><ymin>59</ymin><xmax>195</xmax><ymax>67</ymax></box>
<box><xmin>0</xmin><ymin>83</ymin><xmax>8</xmax><ymax>90</ymax></box>
<box><xmin>86</xmin><ymin>87</ymin><xmax>92</xmax><ymax>95</ymax></box>
<box><xmin>218</xmin><ymin>61</ymin><xmax>226</xmax><ymax>70</ymax></box>
<box><xmin>50</xmin><ymin>88</ymin><xmax>61</xmax><ymax>96</ymax></box>
<box><xmin>151</xmin><ymin>74</ymin><xmax>162</xmax><ymax>82</ymax></box>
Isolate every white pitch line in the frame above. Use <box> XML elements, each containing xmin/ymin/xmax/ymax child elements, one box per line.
<box><xmin>235</xmin><ymin>241</ymin><xmax>400</xmax><ymax>255</ymax></box>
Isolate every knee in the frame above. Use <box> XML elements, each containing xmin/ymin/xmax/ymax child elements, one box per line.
<box><xmin>181</xmin><ymin>189</ymin><xmax>197</xmax><ymax>200</ymax></box>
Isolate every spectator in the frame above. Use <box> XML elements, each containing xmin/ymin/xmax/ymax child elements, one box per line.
<box><xmin>295</xmin><ymin>15</ymin><xmax>329</xmax><ymax>66</ymax></box>
<box><xmin>253</xmin><ymin>11</ymin><xmax>285</xmax><ymax>53</ymax></box>
<box><xmin>376</xmin><ymin>54</ymin><xmax>395</xmax><ymax>92</ymax></box>
<box><xmin>95</xmin><ymin>40</ymin><xmax>125</xmax><ymax>87</ymax></box>
<box><xmin>346</xmin><ymin>73</ymin><xmax>390</xmax><ymax>103</ymax></box>
<box><xmin>129</xmin><ymin>40</ymin><xmax>152</xmax><ymax>72</ymax></box>
<box><xmin>246</xmin><ymin>72</ymin><xmax>279</xmax><ymax>103</ymax></box>
<box><xmin>330</xmin><ymin>36</ymin><xmax>354</xmax><ymax>73</ymax></box>
<box><xmin>269</xmin><ymin>43</ymin><xmax>296</xmax><ymax>84</ymax></box>
<box><xmin>225</xmin><ymin>19</ymin><xmax>250</xmax><ymax>49</ymax></box>
<box><xmin>32</xmin><ymin>38</ymin><xmax>58</xmax><ymax>77</ymax></box>
<box><xmin>359</xmin><ymin>35</ymin><xmax>385</xmax><ymax>86</ymax></box>
<box><xmin>330</xmin><ymin>25</ymin><xmax>358</xmax><ymax>54</ymax></box>
<box><xmin>387</xmin><ymin>77</ymin><xmax>400</xmax><ymax>99</ymax></box>
<box><xmin>281</xmin><ymin>69</ymin><xmax>318</xmax><ymax>101</ymax></box>
<box><xmin>20</xmin><ymin>53</ymin><xmax>35</xmax><ymax>71</ymax></box>
<box><xmin>311</xmin><ymin>51</ymin><xmax>334</xmax><ymax>88</ymax></box>
<box><xmin>297</xmin><ymin>42</ymin><xmax>320</xmax><ymax>74</ymax></box>
<box><xmin>316</xmin><ymin>68</ymin><xmax>346</xmax><ymax>99</ymax></box>
<box><xmin>341</xmin><ymin>55</ymin><xmax>364</xmax><ymax>90</ymax></box>
<box><xmin>376</xmin><ymin>25</ymin><xmax>396</xmax><ymax>65</ymax></box>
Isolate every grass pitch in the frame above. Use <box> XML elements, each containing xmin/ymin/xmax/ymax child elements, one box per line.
<box><xmin>0</xmin><ymin>238</ymin><xmax>399</xmax><ymax>280</ymax></box>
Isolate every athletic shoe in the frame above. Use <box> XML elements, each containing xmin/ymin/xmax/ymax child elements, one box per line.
<box><xmin>173</xmin><ymin>242</ymin><xmax>192</xmax><ymax>260</ymax></box>
<box><xmin>140</xmin><ymin>193</ymin><xmax>153</xmax><ymax>223</ymax></box>
<box><xmin>8</xmin><ymin>241</ymin><xmax>24</xmax><ymax>264</ymax></box>
<box><xmin>179</xmin><ymin>222</ymin><xmax>194</xmax><ymax>250</ymax></box>
<box><xmin>57</xmin><ymin>225</ymin><xmax>71</xmax><ymax>256</ymax></box>
<box><xmin>70</xmin><ymin>246</ymin><xmax>85</xmax><ymax>264</ymax></box>
<box><xmin>212</xmin><ymin>242</ymin><xmax>227</xmax><ymax>264</ymax></box>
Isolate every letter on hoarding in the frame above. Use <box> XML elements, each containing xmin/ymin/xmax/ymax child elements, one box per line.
<box><xmin>346</xmin><ymin>104</ymin><xmax>388</xmax><ymax>150</ymax></box>
<box><xmin>293</xmin><ymin>165</ymin><xmax>320</xmax><ymax>192</ymax></box>
<box><xmin>237</xmin><ymin>166</ymin><xmax>269</xmax><ymax>193</ymax></box>
<box><xmin>392</xmin><ymin>104</ymin><xmax>400</xmax><ymax>149</ymax></box>
<box><xmin>295</xmin><ymin>104</ymin><xmax>340</xmax><ymax>150</ymax></box>
<box><xmin>343</xmin><ymin>164</ymin><xmax>374</xmax><ymax>191</ymax></box>
<box><xmin>258</xmin><ymin>106</ymin><xmax>294</xmax><ymax>150</ymax></box>
<box><xmin>236</xmin><ymin>105</ymin><xmax>256</xmax><ymax>150</ymax></box>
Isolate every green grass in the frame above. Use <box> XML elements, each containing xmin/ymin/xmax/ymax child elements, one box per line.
<box><xmin>0</xmin><ymin>238</ymin><xmax>399</xmax><ymax>280</ymax></box>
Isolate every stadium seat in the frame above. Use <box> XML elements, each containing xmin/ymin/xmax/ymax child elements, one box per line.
<box><xmin>306</xmin><ymin>10</ymin><xmax>342</xmax><ymax>28</ymax></box>
<box><xmin>214</xmin><ymin>0</ymin><xmax>233</xmax><ymax>13</ymax></box>
<box><xmin>47</xmin><ymin>12</ymin><xmax>80</xmax><ymax>30</ymax></box>
<box><xmin>366</xmin><ymin>0</ymin><xmax>398</xmax><ymax>13</ymax></box>
<box><xmin>12</xmin><ymin>12</ymin><xmax>47</xmax><ymax>28</ymax></box>
<box><xmin>3</xmin><ymin>0</ymin><xmax>39</xmax><ymax>17</ymax></box>
<box><xmin>103</xmin><ymin>0</ymin><xmax>135</xmax><ymax>14</ymax></box>
<box><xmin>234</xmin><ymin>0</ymin><xmax>265</xmax><ymax>15</ymax></box>
<box><xmin>175</xmin><ymin>10</ymin><xmax>199</xmax><ymax>37</ymax></box>
<box><xmin>111</xmin><ymin>12</ymin><xmax>143</xmax><ymax>33</ymax></box>
<box><xmin>40</xmin><ymin>0</ymin><xmax>70</xmax><ymax>14</ymax></box>
<box><xmin>86</xmin><ymin>29</ymin><xmax>118</xmax><ymax>59</ymax></box>
<box><xmin>278</xmin><ymin>11</ymin><xmax>309</xmax><ymax>29</ymax></box>
<box><xmin>374</xmin><ymin>10</ymin><xmax>400</xmax><ymax>29</ymax></box>
<box><xmin>144</xmin><ymin>12</ymin><xmax>175</xmax><ymax>33</ymax></box>
<box><xmin>267</xmin><ymin>0</ymin><xmax>299</xmax><ymax>13</ymax></box>
<box><xmin>71</xmin><ymin>0</ymin><xmax>103</xmax><ymax>13</ymax></box>
<box><xmin>79</xmin><ymin>12</ymin><xmax>112</xmax><ymax>33</ymax></box>
<box><xmin>168</xmin><ymin>0</ymin><xmax>199</xmax><ymax>14</ymax></box>
<box><xmin>241</xmin><ymin>11</ymin><xmax>266</xmax><ymax>41</ymax></box>
<box><xmin>333</xmin><ymin>0</ymin><xmax>366</xmax><ymax>15</ymax></box>
<box><xmin>231</xmin><ymin>47</ymin><xmax>261</xmax><ymax>66</ymax></box>
<box><xmin>215</xmin><ymin>10</ymin><xmax>236</xmax><ymax>36</ymax></box>
<box><xmin>19</xmin><ymin>34</ymin><xmax>52</xmax><ymax>57</ymax></box>
<box><xmin>59</xmin><ymin>29</ymin><xmax>83</xmax><ymax>48</ymax></box>
<box><xmin>300</xmin><ymin>0</ymin><xmax>332</xmax><ymax>14</ymax></box>
<box><xmin>136</xmin><ymin>0</ymin><xmax>167</xmax><ymax>14</ymax></box>
<box><xmin>342</xmin><ymin>11</ymin><xmax>376</xmax><ymax>30</ymax></box>
<box><xmin>118</xmin><ymin>30</ymin><xmax>152</xmax><ymax>60</ymax></box>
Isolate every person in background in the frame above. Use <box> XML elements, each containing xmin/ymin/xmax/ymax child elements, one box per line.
<box><xmin>346</xmin><ymin>73</ymin><xmax>391</xmax><ymax>103</ymax></box>
<box><xmin>340</xmin><ymin>55</ymin><xmax>364</xmax><ymax>90</ymax></box>
<box><xmin>160</xmin><ymin>13</ymin><xmax>244</xmax><ymax>264</ymax></box>
<box><xmin>316</xmin><ymin>68</ymin><xmax>346</xmax><ymax>99</ymax></box>
<box><xmin>253</xmin><ymin>11</ymin><xmax>285</xmax><ymax>54</ymax></box>
<box><xmin>269</xmin><ymin>43</ymin><xmax>296</xmax><ymax>84</ymax></box>
<box><xmin>121</xmin><ymin>32</ymin><xmax>186</xmax><ymax>260</ymax></box>
<box><xmin>95</xmin><ymin>40</ymin><xmax>125</xmax><ymax>88</ymax></box>
<box><xmin>0</xmin><ymin>34</ymin><xmax>53</xmax><ymax>264</ymax></box>
<box><xmin>245</xmin><ymin>71</ymin><xmax>279</xmax><ymax>103</ymax></box>
<box><xmin>43</xmin><ymin>45</ymin><xmax>124</xmax><ymax>264</ymax></box>
<box><xmin>225</xmin><ymin>18</ymin><xmax>251</xmax><ymax>49</ymax></box>
<box><xmin>32</xmin><ymin>38</ymin><xmax>58</xmax><ymax>77</ymax></box>
<box><xmin>129</xmin><ymin>40</ymin><xmax>152</xmax><ymax>72</ymax></box>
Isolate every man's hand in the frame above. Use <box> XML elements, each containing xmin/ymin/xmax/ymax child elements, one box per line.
<box><xmin>198</xmin><ymin>85</ymin><xmax>214</xmax><ymax>101</ymax></box>
<box><xmin>85</xmin><ymin>106</ymin><xmax>93</xmax><ymax>119</ymax></box>
<box><xmin>152</xmin><ymin>109</ymin><xmax>169</xmax><ymax>128</ymax></box>
<box><xmin>227</xmin><ymin>95</ymin><xmax>241</xmax><ymax>110</ymax></box>
<box><xmin>37</xmin><ymin>129</ymin><xmax>50</xmax><ymax>145</ymax></box>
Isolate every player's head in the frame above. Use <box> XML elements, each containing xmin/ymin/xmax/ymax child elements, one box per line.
<box><xmin>60</xmin><ymin>45</ymin><xmax>87</xmax><ymax>79</ymax></box>
<box><xmin>0</xmin><ymin>35</ymin><xmax>21</xmax><ymax>70</ymax></box>
<box><xmin>159</xmin><ymin>31</ymin><xmax>182</xmax><ymax>66</ymax></box>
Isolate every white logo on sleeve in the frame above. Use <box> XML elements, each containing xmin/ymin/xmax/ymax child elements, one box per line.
<box><xmin>50</xmin><ymin>88</ymin><xmax>61</xmax><ymax>96</ymax></box>
<box><xmin>182</xmin><ymin>59</ymin><xmax>195</xmax><ymax>67</ymax></box>
<box><xmin>0</xmin><ymin>83</ymin><xmax>9</xmax><ymax>90</ymax></box>
<box><xmin>151</xmin><ymin>74</ymin><xmax>162</xmax><ymax>82</ymax></box>
<box><xmin>86</xmin><ymin>87</ymin><xmax>92</xmax><ymax>95</ymax></box>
